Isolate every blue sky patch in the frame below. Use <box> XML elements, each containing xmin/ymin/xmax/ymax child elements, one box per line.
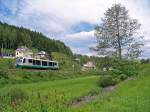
<box><xmin>0</xmin><ymin>1</ymin><xmax>12</xmax><ymax>16</ymax></box>
<box><xmin>70</xmin><ymin>22</ymin><xmax>95</xmax><ymax>33</ymax></box>
<box><xmin>0</xmin><ymin>0</ymin><xmax>22</xmax><ymax>17</ymax></box>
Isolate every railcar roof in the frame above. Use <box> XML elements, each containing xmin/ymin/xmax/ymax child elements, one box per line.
<box><xmin>17</xmin><ymin>57</ymin><xmax>58</xmax><ymax>62</ymax></box>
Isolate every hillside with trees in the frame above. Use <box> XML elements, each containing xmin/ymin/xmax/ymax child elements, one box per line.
<box><xmin>0</xmin><ymin>22</ymin><xmax>73</xmax><ymax>56</ymax></box>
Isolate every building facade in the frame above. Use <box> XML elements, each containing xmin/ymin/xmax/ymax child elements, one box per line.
<box><xmin>15</xmin><ymin>46</ymin><xmax>33</xmax><ymax>58</ymax></box>
<box><xmin>82</xmin><ymin>61</ymin><xmax>96</xmax><ymax>71</ymax></box>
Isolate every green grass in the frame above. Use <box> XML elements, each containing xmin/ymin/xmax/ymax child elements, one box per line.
<box><xmin>0</xmin><ymin>58</ymin><xmax>15</xmax><ymax>69</ymax></box>
<box><xmin>0</xmin><ymin>58</ymin><xmax>100</xmax><ymax>86</ymax></box>
<box><xmin>70</xmin><ymin>64</ymin><xmax>150</xmax><ymax>112</ymax></box>
<box><xmin>1</xmin><ymin>57</ymin><xmax>150</xmax><ymax>112</ymax></box>
<box><xmin>0</xmin><ymin>76</ymin><xmax>99</xmax><ymax>112</ymax></box>
<box><xmin>2</xmin><ymin>63</ymin><xmax>149</xmax><ymax>112</ymax></box>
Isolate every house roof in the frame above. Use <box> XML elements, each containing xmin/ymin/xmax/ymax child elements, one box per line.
<box><xmin>38</xmin><ymin>51</ymin><xmax>48</xmax><ymax>55</ymax></box>
<box><xmin>83</xmin><ymin>61</ymin><xmax>95</xmax><ymax>68</ymax></box>
<box><xmin>16</xmin><ymin>46</ymin><xmax>32</xmax><ymax>52</ymax></box>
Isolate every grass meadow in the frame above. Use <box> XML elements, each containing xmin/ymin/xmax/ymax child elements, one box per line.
<box><xmin>71</xmin><ymin>64</ymin><xmax>150</xmax><ymax>112</ymax></box>
<box><xmin>0</xmin><ymin>58</ymin><xmax>150</xmax><ymax>112</ymax></box>
<box><xmin>0</xmin><ymin>76</ymin><xmax>99</xmax><ymax>112</ymax></box>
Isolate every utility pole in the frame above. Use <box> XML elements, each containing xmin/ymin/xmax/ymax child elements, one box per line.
<box><xmin>75</xmin><ymin>58</ymin><xmax>81</xmax><ymax>70</ymax></box>
<box><xmin>1</xmin><ymin>43</ymin><xmax>3</xmax><ymax>57</ymax></box>
<box><xmin>72</xmin><ymin>64</ymin><xmax>75</xmax><ymax>71</ymax></box>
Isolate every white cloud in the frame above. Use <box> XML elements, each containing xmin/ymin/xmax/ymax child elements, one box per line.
<box><xmin>70</xmin><ymin>46</ymin><xmax>97</xmax><ymax>56</ymax></box>
<box><xmin>1</xmin><ymin>0</ymin><xmax>150</xmax><ymax>57</ymax></box>
<box><xmin>13</xmin><ymin>0</ymin><xmax>123</xmax><ymax>34</ymax></box>
<box><xmin>65</xmin><ymin>30</ymin><xmax>94</xmax><ymax>41</ymax></box>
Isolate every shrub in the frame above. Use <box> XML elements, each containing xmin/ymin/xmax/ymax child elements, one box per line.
<box><xmin>112</xmin><ymin>59</ymin><xmax>140</xmax><ymax>76</ymax></box>
<box><xmin>88</xmin><ymin>87</ymin><xmax>101</xmax><ymax>95</ymax></box>
<box><xmin>119</xmin><ymin>74</ymin><xmax>128</xmax><ymax>80</ymax></box>
<box><xmin>100</xmin><ymin>71</ymin><xmax>113</xmax><ymax>76</ymax></box>
<box><xmin>99</xmin><ymin>75</ymin><xmax>117</xmax><ymax>88</ymax></box>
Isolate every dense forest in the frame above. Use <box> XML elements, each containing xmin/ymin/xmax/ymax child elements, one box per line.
<box><xmin>0</xmin><ymin>22</ymin><xmax>73</xmax><ymax>56</ymax></box>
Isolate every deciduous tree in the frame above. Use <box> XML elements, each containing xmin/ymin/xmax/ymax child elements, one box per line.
<box><xmin>94</xmin><ymin>4</ymin><xmax>143</xmax><ymax>59</ymax></box>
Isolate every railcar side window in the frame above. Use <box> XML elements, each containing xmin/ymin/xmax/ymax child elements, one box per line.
<box><xmin>33</xmin><ymin>60</ymin><xmax>36</xmax><ymax>65</ymax></box>
<box><xmin>42</xmin><ymin>61</ymin><xmax>47</xmax><ymax>66</ymax></box>
<box><xmin>23</xmin><ymin>59</ymin><xmax>26</xmax><ymax>63</ymax></box>
<box><xmin>29</xmin><ymin>59</ymin><xmax>32</xmax><ymax>63</ymax></box>
<box><xmin>17</xmin><ymin>58</ymin><xmax>22</xmax><ymax>63</ymax></box>
<box><xmin>54</xmin><ymin>62</ymin><xmax>57</xmax><ymax>66</ymax></box>
<box><xmin>49</xmin><ymin>62</ymin><xmax>53</xmax><ymax>66</ymax></box>
<box><xmin>36</xmin><ymin>60</ymin><xmax>41</xmax><ymax>65</ymax></box>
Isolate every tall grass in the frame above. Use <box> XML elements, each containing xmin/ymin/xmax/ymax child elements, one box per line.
<box><xmin>0</xmin><ymin>76</ymin><xmax>99</xmax><ymax>112</ymax></box>
<box><xmin>70</xmin><ymin>64</ymin><xmax>150</xmax><ymax>112</ymax></box>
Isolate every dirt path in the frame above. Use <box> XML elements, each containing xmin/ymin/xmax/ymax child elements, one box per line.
<box><xmin>70</xmin><ymin>85</ymin><xmax>115</xmax><ymax>107</ymax></box>
<box><xmin>70</xmin><ymin>77</ymin><xmax>133</xmax><ymax>107</ymax></box>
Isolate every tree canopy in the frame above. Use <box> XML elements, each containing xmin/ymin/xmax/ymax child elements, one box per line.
<box><xmin>0</xmin><ymin>22</ymin><xmax>73</xmax><ymax>56</ymax></box>
<box><xmin>94</xmin><ymin>4</ymin><xmax>143</xmax><ymax>59</ymax></box>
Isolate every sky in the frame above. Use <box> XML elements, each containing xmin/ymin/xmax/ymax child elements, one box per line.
<box><xmin>0</xmin><ymin>0</ymin><xmax>150</xmax><ymax>58</ymax></box>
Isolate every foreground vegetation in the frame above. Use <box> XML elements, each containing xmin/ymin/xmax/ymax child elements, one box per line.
<box><xmin>0</xmin><ymin>63</ymin><xmax>149</xmax><ymax>111</ymax></box>
<box><xmin>0</xmin><ymin>76</ymin><xmax>99</xmax><ymax>112</ymax></box>
<box><xmin>0</xmin><ymin>52</ymin><xmax>149</xmax><ymax>112</ymax></box>
<box><xmin>71</xmin><ymin>64</ymin><xmax>150</xmax><ymax>112</ymax></box>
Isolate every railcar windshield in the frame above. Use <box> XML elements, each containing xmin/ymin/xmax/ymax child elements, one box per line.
<box><xmin>16</xmin><ymin>57</ymin><xmax>23</xmax><ymax>64</ymax></box>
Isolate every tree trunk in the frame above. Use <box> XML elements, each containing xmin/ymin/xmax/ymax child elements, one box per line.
<box><xmin>118</xmin><ymin>41</ymin><xmax>122</xmax><ymax>60</ymax></box>
<box><xmin>116</xmin><ymin>21</ymin><xmax>122</xmax><ymax>60</ymax></box>
<box><xmin>115</xmin><ymin>6</ymin><xmax>122</xmax><ymax>60</ymax></box>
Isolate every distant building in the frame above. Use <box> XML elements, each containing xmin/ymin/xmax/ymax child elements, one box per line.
<box><xmin>35</xmin><ymin>51</ymin><xmax>50</xmax><ymax>60</ymax></box>
<box><xmin>82</xmin><ymin>61</ymin><xmax>96</xmax><ymax>71</ymax></box>
<box><xmin>15</xmin><ymin>46</ymin><xmax>33</xmax><ymax>58</ymax></box>
<box><xmin>15</xmin><ymin>46</ymin><xmax>51</xmax><ymax>60</ymax></box>
<box><xmin>0</xmin><ymin>49</ymin><xmax>15</xmax><ymax>58</ymax></box>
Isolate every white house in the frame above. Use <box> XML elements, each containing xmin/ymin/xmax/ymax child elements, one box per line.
<box><xmin>82</xmin><ymin>61</ymin><xmax>96</xmax><ymax>71</ymax></box>
<box><xmin>15</xmin><ymin>46</ymin><xmax>33</xmax><ymax>58</ymax></box>
<box><xmin>34</xmin><ymin>51</ymin><xmax>50</xmax><ymax>59</ymax></box>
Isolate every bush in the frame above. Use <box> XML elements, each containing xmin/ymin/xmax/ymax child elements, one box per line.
<box><xmin>100</xmin><ymin>71</ymin><xmax>113</xmax><ymax>76</ymax></box>
<box><xmin>99</xmin><ymin>75</ymin><xmax>117</xmax><ymax>88</ymax></box>
<box><xmin>119</xmin><ymin>74</ymin><xmax>128</xmax><ymax>80</ymax></box>
<box><xmin>88</xmin><ymin>87</ymin><xmax>101</xmax><ymax>95</ymax></box>
<box><xmin>112</xmin><ymin>59</ymin><xmax>140</xmax><ymax>76</ymax></box>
